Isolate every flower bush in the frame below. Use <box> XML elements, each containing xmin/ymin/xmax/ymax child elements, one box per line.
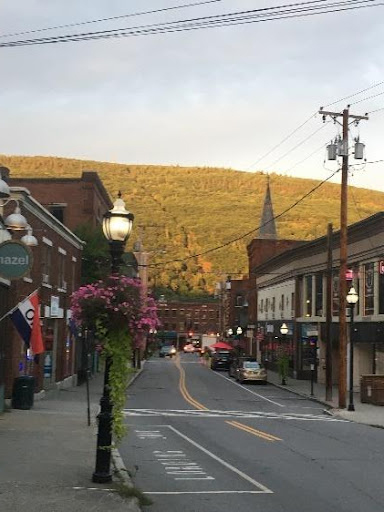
<box><xmin>70</xmin><ymin>275</ymin><xmax>159</xmax><ymax>441</ymax></box>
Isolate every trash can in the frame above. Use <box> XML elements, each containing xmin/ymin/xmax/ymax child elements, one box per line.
<box><xmin>360</xmin><ymin>375</ymin><xmax>384</xmax><ymax>405</ymax></box>
<box><xmin>12</xmin><ymin>376</ymin><xmax>35</xmax><ymax>410</ymax></box>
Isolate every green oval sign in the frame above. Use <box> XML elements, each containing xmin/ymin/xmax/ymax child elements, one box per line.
<box><xmin>0</xmin><ymin>240</ymin><xmax>33</xmax><ymax>280</ymax></box>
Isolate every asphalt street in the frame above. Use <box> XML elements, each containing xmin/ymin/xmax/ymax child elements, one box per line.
<box><xmin>118</xmin><ymin>353</ymin><xmax>384</xmax><ymax>512</ymax></box>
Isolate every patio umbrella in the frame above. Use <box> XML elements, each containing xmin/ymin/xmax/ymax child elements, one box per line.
<box><xmin>209</xmin><ymin>341</ymin><xmax>233</xmax><ymax>350</ymax></box>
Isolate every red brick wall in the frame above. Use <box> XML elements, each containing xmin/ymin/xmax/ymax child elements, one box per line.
<box><xmin>3</xmin><ymin>205</ymin><xmax>82</xmax><ymax>397</ymax></box>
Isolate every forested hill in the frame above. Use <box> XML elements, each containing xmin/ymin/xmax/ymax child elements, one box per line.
<box><xmin>2</xmin><ymin>154</ymin><xmax>384</xmax><ymax>297</ymax></box>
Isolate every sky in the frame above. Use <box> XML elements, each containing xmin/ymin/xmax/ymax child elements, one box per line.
<box><xmin>1</xmin><ymin>0</ymin><xmax>384</xmax><ymax>192</ymax></box>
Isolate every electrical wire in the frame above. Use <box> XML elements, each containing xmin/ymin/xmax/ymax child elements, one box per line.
<box><xmin>323</xmin><ymin>79</ymin><xmax>384</xmax><ymax>108</ymax></box>
<box><xmin>349</xmin><ymin>89</ymin><xmax>384</xmax><ymax>106</ymax></box>
<box><xmin>0</xmin><ymin>0</ymin><xmax>381</xmax><ymax>47</ymax></box>
<box><xmin>264</xmin><ymin>122</ymin><xmax>330</xmax><ymax>170</ymax></box>
<box><xmin>245</xmin><ymin>113</ymin><xmax>317</xmax><ymax>170</ymax></box>
<box><xmin>146</xmin><ymin>166</ymin><xmax>342</xmax><ymax>269</ymax></box>
<box><xmin>366</xmin><ymin>105</ymin><xmax>384</xmax><ymax>114</ymax></box>
<box><xmin>0</xmin><ymin>0</ymin><xmax>223</xmax><ymax>39</ymax></box>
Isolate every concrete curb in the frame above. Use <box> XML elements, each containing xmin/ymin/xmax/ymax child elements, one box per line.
<box><xmin>268</xmin><ymin>380</ymin><xmax>334</xmax><ymax>413</ymax></box>
<box><xmin>110</xmin><ymin>361</ymin><xmax>146</xmax><ymax>510</ymax></box>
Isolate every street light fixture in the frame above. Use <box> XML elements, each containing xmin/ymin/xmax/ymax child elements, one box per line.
<box><xmin>280</xmin><ymin>323</ymin><xmax>288</xmax><ymax>336</ymax></box>
<box><xmin>92</xmin><ymin>193</ymin><xmax>134</xmax><ymax>484</ymax></box>
<box><xmin>102</xmin><ymin>192</ymin><xmax>134</xmax><ymax>274</ymax></box>
<box><xmin>346</xmin><ymin>286</ymin><xmax>358</xmax><ymax>412</ymax></box>
<box><xmin>236</xmin><ymin>326</ymin><xmax>243</xmax><ymax>336</ymax></box>
<box><xmin>279</xmin><ymin>323</ymin><xmax>289</xmax><ymax>385</ymax></box>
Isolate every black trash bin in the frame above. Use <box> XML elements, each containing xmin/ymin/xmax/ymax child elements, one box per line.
<box><xmin>12</xmin><ymin>376</ymin><xmax>35</xmax><ymax>410</ymax></box>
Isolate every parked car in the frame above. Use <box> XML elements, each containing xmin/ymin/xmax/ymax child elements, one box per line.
<box><xmin>159</xmin><ymin>345</ymin><xmax>177</xmax><ymax>358</ymax></box>
<box><xmin>235</xmin><ymin>358</ymin><xmax>267</xmax><ymax>384</ymax></box>
<box><xmin>183</xmin><ymin>343</ymin><xmax>195</xmax><ymax>353</ymax></box>
<box><xmin>210</xmin><ymin>350</ymin><xmax>232</xmax><ymax>371</ymax></box>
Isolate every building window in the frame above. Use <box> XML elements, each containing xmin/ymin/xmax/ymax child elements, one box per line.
<box><xmin>172</xmin><ymin>309</ymin><xmax>177</xmax><ymax>317</ymax></box>
<box><xmin>271</xmin><ymin>297</ymin><xmax>275</xmax><ymax>312</ymax></box>
<box><xmin>379</xmin><ymin>263</ymin><xmax>384</xmax><ymax>314</ymax></box>
<box><xmin>260</xmin><ymin>299</ymin><xmax>264</xmax><ymax>313</ymax></box>
<box><xmin>291</xmin><ymin>292</ymin><xmax>295</xmax><ymax>317</ymax></box>
<box><xmin>265</xmin><ymin>298</ymin><xmax>269</xmax><ymax>312</ymax></box>
<box><xmin>305</xmin><ymin>275</ymin><xmax>312</xmax><ymax>317</ymax></box>
<box><xmin>332</xmin><ymin>272</ymin><xmax>339</xmax><ymax>316</ymax></box>
<box><xmin>164</xmin><ymin>309</ymin><xmax>169</xmax><ymax>317</ymax></box>
<box><xmin>58</xmin><ymin>251</ymin><xmax>66</xmax><ymax>289</ymax></box>
<box><xmin>315</xmin><ymin>273</ymin><xmax>323</xmax><ymax>316</ymax></box>
<box><xmin>49</xmin><ymin>204</ymin><xmax>65</xmax><ymax>224</ymax></box>
<box><xmin>364</xmin><ymin>262</ymin><xmax>374</xmax><ymax>316</ymax></box>
<box><xmin>42</xmin><ymin>243</ymin><xmax>52</xmax><ymax>284</ymax></box>
<box><xmin>236</xmin><ymin>295</ymin><xmax>243</xmax><ymax>306</ymax></box>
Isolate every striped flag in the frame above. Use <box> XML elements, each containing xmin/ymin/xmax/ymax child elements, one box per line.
<box><xmin>10</xmin><ymin>290</ymin><xmax>45</xmax><ymax>355</ymax></box>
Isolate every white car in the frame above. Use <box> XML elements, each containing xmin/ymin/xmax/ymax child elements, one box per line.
<box><xmin>183</xmin><ymin>343</ymin><xmax>195</xmax><ymax>353</ymax></box>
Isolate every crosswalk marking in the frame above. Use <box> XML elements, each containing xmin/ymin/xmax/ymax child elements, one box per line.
<box><xmin>125</xmin><ymin>408</ymin><xmax>347</xmax><ymax>422</ymax></box>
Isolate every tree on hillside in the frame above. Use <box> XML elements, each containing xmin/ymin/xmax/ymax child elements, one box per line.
<box><xmin>74</xmin><ymin>224</ymin><xmax>110</xmax><ymax>284</ymax></box>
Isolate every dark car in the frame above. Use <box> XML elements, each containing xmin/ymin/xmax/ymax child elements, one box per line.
<box><xmin>159</xmin><ymin>345</ymin><xmax>176</xmax><ymax>358</ymax></box>
<box><xmin>210</xmin><ymin>350</ymin><xmax>232</xmax><ymax>371</ymax></box>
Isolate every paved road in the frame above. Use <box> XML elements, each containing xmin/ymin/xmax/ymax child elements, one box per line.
<box><xmin>118</xmin><ymin>353</ymin><xmax>384</xmax><ymax>512</ymax></box>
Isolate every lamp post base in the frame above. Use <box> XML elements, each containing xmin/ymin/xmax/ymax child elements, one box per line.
<box><xmin>347</xmin><ymin>403</ymin><xmax>355</xmax><ymax>412</ymax></box>
<box><xmin>92</xmin><ymin>471</ymin><xmax>113</xmax><ymax>484</ymax></box>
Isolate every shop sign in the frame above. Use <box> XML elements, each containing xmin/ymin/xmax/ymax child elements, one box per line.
<box><xmin>0</xmin><ymin>240</ymin><xmax>33</xmax><ymax>279</ymax></box>
<box><xmin>50</xmin><ymin>296</ymin><xmax>59</xmax><ymax>317</ymax></box>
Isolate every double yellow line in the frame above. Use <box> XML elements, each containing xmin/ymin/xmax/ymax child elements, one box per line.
<box><xmin>176</xmin><ymin>355</ymin><xmax>208</xmax><ymax>411</ymax></box>
<box><xmin>175</xmin><ymin>355</ymin><xmax>282</xmax><ymax>443</ymax></box>
<box><xmin>226</xmin><ymin>420</ymin><xmax>281</xmax><ymax>442</ymax></box>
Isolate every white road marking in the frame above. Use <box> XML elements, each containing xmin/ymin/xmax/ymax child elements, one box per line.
<box><xmin>214</xmin><ymin>371</ymin><xmax>285</xmax><ymax>407</ymax></box>
<box><xmin>166</xmin><ymin>424</ymin><xmax>273</xmax><ymax>493</ymax></box>
<box><xmin>144</xmin><ymin>490</ymin><xmax>268</xmax><ymax>494</ymax></box>
<box><xmin>154</xmin><ymin>449</ymin><xmax>213</xmax><ymax>480</ymax></box>
<box><xmin>126</xmin><ymin>408</ymin><xmax>347</xmax><ymax>422</ymax></box>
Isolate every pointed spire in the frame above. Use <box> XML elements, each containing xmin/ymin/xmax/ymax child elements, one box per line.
<box><xmin>258</xmin><ymin>175</ymin><xmax>277</xmax><ymax>239</ymax></box>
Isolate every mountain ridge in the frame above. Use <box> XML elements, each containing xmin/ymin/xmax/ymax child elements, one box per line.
<box><xmin>1</xmin><ymin>154</ymin><xmax>383</xmax><ymax>297</ymax></box>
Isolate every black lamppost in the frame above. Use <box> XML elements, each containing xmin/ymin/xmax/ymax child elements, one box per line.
<box><xmin>346</xmin><ymin>286</ymin><xmax>358</xmax><ymax>412</ymax></box>
<box><xmin>280</xmin><ymin>323</ymin><xmax>288</xmax><ymax>385</ymax></box>
<box><xmin>92</xmin><ymin>192</ymin><xmax>134</xmax><ymax>484</ymax></box>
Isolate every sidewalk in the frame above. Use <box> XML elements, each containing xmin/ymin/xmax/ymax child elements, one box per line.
<box><xmin>0</xmin><ymin>372</ymin><xmax>141</xmax><ymax>512</ymax></box>
<box><xmin>267</xmin><ymin>369</ymin><xmax>384</xmax><ymax>428</ymax></box>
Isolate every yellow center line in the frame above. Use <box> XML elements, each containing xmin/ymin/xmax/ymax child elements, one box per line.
<box><xmin>175</xmin><ymin>355</ymin><xmax>282</xmax><ymax>442</ymax></box>
<box><xmin>226</xmin><ymin>420</ymin><xmax>282</xmax><ymax>442</ymax></box>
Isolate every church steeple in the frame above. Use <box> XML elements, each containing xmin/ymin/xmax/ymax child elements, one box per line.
<box><xmin>258</xmin><ymin>176</ymin><xmax>277</xmax><ymax>239</ymax></box>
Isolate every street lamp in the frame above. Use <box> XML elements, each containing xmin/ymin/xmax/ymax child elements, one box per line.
<box><xmin>92</xmin><ymin>193</ymin><xmax>134</xmax><ymax>484</ymax></box>
<box><xmin>279</xmin><ymin>323</ymin><xmax>289</xmax><ymax>385</ymax></box>
<box><xmin>227</xmin><ymin>328</ymin><xmax>233</xmax><ymax>337</ymax></box>
<box><xmin>236</xmin><ymin>326</ymin><xmax>243</xmax><ymax>336</ymax></box>
<box><xmin>346</xmin><ymin>286</ymin><xmax>358</xmax><ymax>412</ymax></box>
<box><xmin>102</xmin><ymin>192</ymin><xmax>134</xmax><ymax>274</ymax></box>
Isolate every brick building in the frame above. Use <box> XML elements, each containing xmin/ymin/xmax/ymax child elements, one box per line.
<box><xmin>156</xmin><ymin>298</ymin><xmax>220</xmax><ymax>347</ymax></box>
<box><xmin>0</xmin><ymin>186</ymin><xmax>83</xmax><ymax>411</ymax></box>
<box><xmin>0</xmin><ymin>169</ymin><xmax>116</xmax><ymax>412</ymax></box>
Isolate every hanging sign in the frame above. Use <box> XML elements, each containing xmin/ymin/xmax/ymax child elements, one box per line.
<box><xmin>0</xmin><ymin>240</ymin><xmax>33</xmax><ymax>279</ymax></box>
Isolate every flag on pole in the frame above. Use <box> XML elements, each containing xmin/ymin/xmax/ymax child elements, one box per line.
<box><xmin>10</xmin><ymin>290</ymin><xmax>45</xmax><ymax>355</ymax></box>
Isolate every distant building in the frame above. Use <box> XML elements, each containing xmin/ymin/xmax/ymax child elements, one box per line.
<box><xmin>156</xmin><ymin>298</ymin><xmax>220</xmax><ymax>347</ymax></box>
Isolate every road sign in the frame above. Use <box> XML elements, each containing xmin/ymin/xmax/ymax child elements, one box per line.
<box><xmin>0</xmin><ymin>240</ymin><xmax>33</xmax><ymax>279</ymax></box>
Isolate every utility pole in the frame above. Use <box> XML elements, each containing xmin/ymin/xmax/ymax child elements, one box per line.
<box><xmin>320</xmin><ymin>106</ymin><xmax>368</xmax><ymax>408</ymax></box>
<box><xmin>325</xmin><ymin>223</ymin><xmax>333</xmax><ymax>402</ymax></box>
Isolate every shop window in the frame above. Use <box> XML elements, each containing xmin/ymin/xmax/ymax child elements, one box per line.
<box><xmin>315</xmin><ymin>273</ymin><xmax>323</xmax><ymax>316</ymax></box>
<box><xmin>305</xmin><ymin>275</ymin><xmax>312</xmax><ymax>317</ymax></box>
<box><xmin>363</xmin><ymin>262</ymin><xmax>374</xmax><ymax>316</ymax></box>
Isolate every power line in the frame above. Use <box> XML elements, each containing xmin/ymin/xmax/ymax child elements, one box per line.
<box><xmin>147</xmin><ymin>166</ymin><xmax>341</xmax><ymax>269</ymax></box>
<box><xmin>0</xmin><ymin>0</ymin><xmax>223</xmax><ymax>39</ymax></box>
<box><xmin>0</xmin><ymin>0</ymin><xmax>381</xmax><ymax>48</ymax></box>
<box><xmin>323</xmin><ymin>79</ymin><xmax>384</xmax><ymax>108</ymax></box>
<box><xmin>349</xmin><ymin>89</ymin><xmax>384</xmax><ymax>106</ymax></box>
<box><xmin>246</xmin><ymin>113</ymin><xmax>317</xmax><ymax>170</ymax></box>
<box><xmin>264</xmin><ymin>122</ymin><xmax>330</xmax><ymax>170</ymax></box>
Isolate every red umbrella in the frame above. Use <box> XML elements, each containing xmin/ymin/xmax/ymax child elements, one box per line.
<box><xmin>209</xmin><ymin>341</ymin><xmax>233</xmax><ymax>350</ymax></box>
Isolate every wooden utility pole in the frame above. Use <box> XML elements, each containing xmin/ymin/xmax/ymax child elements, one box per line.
<box><xmin>319</xmin><ymin>107</ymin><xmax>368</xmax><ymax>408</ymax></box>
<box><xmin>325</xmin><ymin>223</ymin><xmax>333</xmax><ymax>402</ymax></box>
